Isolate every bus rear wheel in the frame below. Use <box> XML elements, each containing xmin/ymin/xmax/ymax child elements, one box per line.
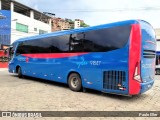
<box><xmin>68</xmin><ymin>73</ymin><xmax>82</xmax><ymax>92</ymax></box>
<box><xmin>18</xmin><ymin>67</ymin><xmax>23</xmax><ymax>78</ymax></box>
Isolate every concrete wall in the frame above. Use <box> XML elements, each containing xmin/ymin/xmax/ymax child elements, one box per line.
<box><xmin>155</xmin><ymin>29</ymin><xmax>160</xmax><ymax>51</ymax></box>
<box><xmin>157</xmin><ymin>41</ymin><xmax>160</xmax><ymax>51</ymax></box>
<box><xmin>155</xmin><ymin>29</ymin><xmax>160</xmax><ymax>39</ymax></box>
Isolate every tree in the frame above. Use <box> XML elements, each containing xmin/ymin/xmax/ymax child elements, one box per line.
<box><xmin>80</xmin><ymin>22</ymin><xmax>90</xmax><ymax>27</ymax></box>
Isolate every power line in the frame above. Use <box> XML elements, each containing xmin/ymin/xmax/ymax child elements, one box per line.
<box><xmin>49</xmin><ymin>7</ymin><xmax>160</xmax><ymax>13</ymax></box>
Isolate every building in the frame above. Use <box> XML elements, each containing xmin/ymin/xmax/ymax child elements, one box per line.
<box><xmin>52</xmin><ymin>18</ymin><xmax>86</xmax><ymax>31</ymax></box>
<box><xmin>155</xmin><ymin>28</ymin><xmax>160</xmax><ymax>51</ymax></box>
<box><xmin>52</xmin><ymin>18</ymin><xmax>74</xmax><ymax>31</ymax></box>
<box><xmin>155</xmin><ymin>28</ymin><xmax>160</xmax><ymax>39</ymax></box>
<box><xmin>0</xmin><ymin>0</ymin><xmax>52</xmax><ymax>47</ymax></box>
<box><xmin>51</xmin><ymin>18</ymin><xmax>61</xmax><ymax>31</ymax></box>
<box><xmin>74</xmin><ymin>19</ymin><xmax>81</xmax><ymax>29</ymax></box>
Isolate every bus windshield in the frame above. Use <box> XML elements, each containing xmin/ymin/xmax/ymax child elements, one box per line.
<box><xmin>9</xmin><ymin>43</ymin><xmax>17</xmax><ymax>60</ymax></box>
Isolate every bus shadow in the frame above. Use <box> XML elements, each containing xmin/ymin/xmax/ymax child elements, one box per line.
<box><xmin>84</xmin><ymin>88</ymin><xmax>148</xmax><ymax>102</ymax></box>
<box><xmin>10</xmin><ymin>74</ymin><xmax>68</xmax><ymax>89</ymax></box>
<box><xmin>10</xmin><ymin>74</ymin><xmax>149</xmax><ymax>101</ymax></box>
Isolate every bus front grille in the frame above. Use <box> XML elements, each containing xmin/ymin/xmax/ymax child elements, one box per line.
<box><xmin>143</xmin><ymin>50</ymin><xmax>156</xmax><ymax>58</ymax></box>
<box><xmin>103</xmin><ymin>71</ymin><xmax>126</xmax><ymax>90</ymax></box>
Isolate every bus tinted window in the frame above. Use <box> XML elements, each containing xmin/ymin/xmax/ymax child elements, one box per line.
<box><xmin>16</xmin><ymin>35</ymin><xmax>69</xmax><ymax>54</ymax></box>
<box><xmin>70</xmin><ymin>25</ymin><xmax>131</xmax><ymax>52</ymax></box>
<box><xmin>70</xmin><ymin>34</ymin><xmax>85</xmax><ymax>52</ymax></box>
<box><xmin>16</xmin><ymin>25</ymin><xmax>131</xmax><ymax>54</ymax></box>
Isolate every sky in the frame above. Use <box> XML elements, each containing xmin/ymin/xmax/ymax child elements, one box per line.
<box><xmin>16</xmin><ymin>0</ymin><xmax>160</xmax><ymax>28</ymax></box>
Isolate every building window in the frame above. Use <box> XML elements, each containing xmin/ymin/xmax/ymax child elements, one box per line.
<box><xmin>16</xmin><ymin>23</ymin><xmax>28</xmax><ymax>33</ymax></box>
<box><xmin>34</xmin><ymin>28</ymin><xmax>37</xmax><ymax>31</ymax></box>
<box><xmin>39</xmin><ymin>29</ymin><xmax>48</xmax><ymax>35</ymax></box>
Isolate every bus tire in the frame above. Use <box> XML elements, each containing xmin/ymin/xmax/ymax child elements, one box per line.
<box><xmin>18</xmin><ymin>67</ymin><xmax>23</xmax><ymax>78</ymax></box>
<box><xmin>156</xmin><ymin>69</ymin><xmax>160</xmax><ymax>75</ymax></box>
<box><xmin>68</xmin><ymin>73</ymin><xmax>82</xmax><ymax>92</ymax></box>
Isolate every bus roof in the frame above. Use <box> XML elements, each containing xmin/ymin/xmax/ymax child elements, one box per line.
<box><xmin>14</xmin><ymin>19</ymin><xmax>141</xmax><ymax>43</ymax></box>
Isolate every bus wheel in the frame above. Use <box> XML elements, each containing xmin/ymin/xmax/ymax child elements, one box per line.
<box><xmin>156</xmin><ymin>69</ymin><xmax>160</xmax><ymax>75</ymax></box>
<box><xmin>18</xmin><ymin>67</ymin><xmax>23</xmax><ymax>78</ymax></box>
<box><xmin>68</xmin><ymin>73</ymin><xmax>82</xmax><ymax>92</ymax></box>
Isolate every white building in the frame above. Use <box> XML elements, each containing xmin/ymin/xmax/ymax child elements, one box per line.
<box><xmin>0</xmin><ymin>0</ymin><xmax>52</xmax><ymax>45</ymax></box>
<box><xmin>74</xmin><ymin>19</ymin><xmax>81</xmax><ymax>29</ymax></box>
<box><xmin>155</xmin><ymin>29</ymin><xmax>160</xmax><ymax>51</ymax></box>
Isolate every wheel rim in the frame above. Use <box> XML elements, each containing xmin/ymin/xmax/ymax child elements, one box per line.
<box><xmin>70</xmin><ymin>77</ymin><xmax>79</xmax><ymax>88</ymax></box>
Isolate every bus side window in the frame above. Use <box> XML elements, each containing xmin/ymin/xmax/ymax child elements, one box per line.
<box><xmin>156</xmin><ymin>55</ymin><xmax>160</xmax><ymax>65</ymax></box>
<box><xmin>69</xmin><ymin>33</ymin><xmax>95</xmax><ymax>52</ymax></box>
<box><xmin>70</xmin><ymin>34</ymin><xmax>84</xmax><ymax>52</ymax></box>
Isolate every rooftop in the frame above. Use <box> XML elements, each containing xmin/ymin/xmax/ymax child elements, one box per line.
<box><xmin>1</xmin><ymin>0</ymin><xmax>53</xmax><ymax>23</ymax></box>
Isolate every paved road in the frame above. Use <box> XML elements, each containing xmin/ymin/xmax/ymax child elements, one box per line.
<box><xmin>0</xmin><ymin>68</ymin><xmax>160</xmax><ymax>120</ymax></box>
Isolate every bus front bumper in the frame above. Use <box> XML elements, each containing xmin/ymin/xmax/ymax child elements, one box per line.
<box><xmin>8</xmin><ymin>62</ymin><xmax>15</xmax><ymax>73</ymax></box>
<box><xmin>140</xmin><ymin>80</ymin><xmax>154</xmax><ymax>94</ymax></box>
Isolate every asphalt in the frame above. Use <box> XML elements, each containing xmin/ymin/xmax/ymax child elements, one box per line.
<box><xmin>0</xmin><ymin>69</ymin><xmax>160</xmax><ymax>120</ymax></box>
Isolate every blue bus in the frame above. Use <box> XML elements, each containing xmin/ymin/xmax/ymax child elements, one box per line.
<box><xmin>8</xmin><ymin>20</ymin><xmax>156</xmax><ymax>96</ymax></box>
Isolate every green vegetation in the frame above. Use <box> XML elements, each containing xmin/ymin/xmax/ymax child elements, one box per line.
<box><xmin>80</xmin><ymin>22</ymin><xmax>90</xmax><ymax>27</ymax></box>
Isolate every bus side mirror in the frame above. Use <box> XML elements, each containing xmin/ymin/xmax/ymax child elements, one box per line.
<box><xmin>9</xmin><ymin>46</ymin><xmax>13</xmax><ymax>53</ymax></box>
<box><xmin>4</xmin><ymin>49</ymin><xmax>8</xmax><ymax>55</ymax></box>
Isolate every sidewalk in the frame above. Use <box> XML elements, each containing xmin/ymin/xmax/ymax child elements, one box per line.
<box><xmin>0</xmin><ymin>68</ymin><xmax>8</xmax><ymax>71</ymax></box>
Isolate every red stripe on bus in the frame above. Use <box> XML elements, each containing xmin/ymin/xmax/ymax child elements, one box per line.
<box><xmin>145</xmin><ymin>40</ymin><xmax>156</xmax><ymax>45</ymax></box>
<box><xmin>129</xmin><ymin>24</ymin><xmax>141</xmax><ymax>95</ymax></box>
<box><xmin>22</xmin><ymin>53</ymin><xmax>88</xmax><ymax>59</ymax></box>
